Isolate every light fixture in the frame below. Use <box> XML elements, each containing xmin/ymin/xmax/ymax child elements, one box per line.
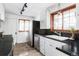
<box><xmin>20</xmin><ymin>3</ymin><xmax>27</xmax><ymax>14</ymax></box>
<box><xmin>57</xmin><ymin>10</ymin><xmax>61</xmax><ymax>15</ymax></box>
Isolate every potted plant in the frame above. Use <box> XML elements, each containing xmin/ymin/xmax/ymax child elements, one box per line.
<box><xmin>70</xmin><ymin>27</ymin><xmax>75</xmax><ymax>40</ymax></box>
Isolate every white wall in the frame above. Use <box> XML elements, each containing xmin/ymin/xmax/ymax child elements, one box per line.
<box><xmin>40</xmin><ymin>8</ymin><xmax>47</xmax><ymax>29</ymax></box>
<box><xmin>76</xmin><ymin>4</ymin><xmax>79</xmax><ymax>30</ymax></box>
<box><xmin>1</xmin><ymin>13</ymin><xmax>33</xmax><ymax>45</ymax></box>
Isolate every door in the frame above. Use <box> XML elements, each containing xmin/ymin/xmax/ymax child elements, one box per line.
<box><xmin>16</xmin><ymin>19</ymin><xmax>30</xmax><ymax>43</ymax></box>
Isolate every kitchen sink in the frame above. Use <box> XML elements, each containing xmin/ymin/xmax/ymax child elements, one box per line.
<box><xmin>46</xmin><ymin>35</ymin><xmax>69</xmax><ymax>41</ymax></box>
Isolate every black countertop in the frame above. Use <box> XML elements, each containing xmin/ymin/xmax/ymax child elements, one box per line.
<box><xmin>35</xmin><ymin>34</ymin><xmax>79</xmax><ymax>56</ymax></box>
<box><xmin>56</xmin><ymin>40</ymin><xmax>79</xmax><ymax>56</ymax></box>
<box><xmin>45</xmin><ymin>36</ymin><xmax>79</xmax><ymax>56</ymax></box>
<box><xmin>46</xmin><ymin>36</ymin><xmax>79</xmax><ymax>56</ymax></box>
<box><xmin>40</xmin><ymin>34</ymin><xmax>79</xmax><ymax>56</ymax></box>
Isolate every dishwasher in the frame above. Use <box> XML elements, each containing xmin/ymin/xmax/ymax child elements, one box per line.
<box><xmin>34</xmin><ymin>34</ymin><xmax>40</xmax><ymax>51</ymax></box>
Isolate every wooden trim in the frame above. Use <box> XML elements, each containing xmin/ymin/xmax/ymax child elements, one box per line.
<box><xmin>18</xmin><ymin>19</ymin><xmax>30</xmax><ymax>32</ymax></box>
<box><xmin>50</xmin><ymin>4</ymin><xmax>76</xmax><ymax>32</ymax></box>
<box><xmin>61</xmin><ymin>4</ymin><xmax>76</xmax><ymax>12</ymax></box>
<box><xmin>50</xmin><ymin>14</ymin><xmax>54</xmax><ymax>32</ymax></box>
<box><xmin>19</xmin><ymin>19</ymin><xmax>30</xmax><ymax>21</ymax></box>
<box><xmin>51</xmin><ymin>4</ymin><xmax>76</xmax><ymax>15</ymax></box>
<box><xmin>18</xmin><ymin>30</ymin><xmax>29</xmax><ymax>32</ymax></box>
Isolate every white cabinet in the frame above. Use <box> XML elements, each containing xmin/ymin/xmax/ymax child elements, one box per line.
<box><xmin>39</xmin><ymin>36</ymin><xmax>69</xmax><ymax>56</ymax></box>
<box><xmin>45</xmin><ymin>38</ymin><xmax>54</xmax><ymax>56</ymax></box>
<box><xmin>40</xmin><ymin>36</ymin><xmax>45</xmax><ymax>55</ymax></box>
<box><xmin>0</xmin><ymin>3</ymin><xmax>5</xmax><ymax>21</ymax></box>
<box><xmin>44</xmin><ymin>37</ymin><xmax>68</xmax><ymax>56</ymax></box>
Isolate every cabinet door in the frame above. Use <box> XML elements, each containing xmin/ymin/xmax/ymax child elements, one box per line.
<box><xmin>45</xmin><ymin>38</ymin><xmax>68</xmax><ymax>56</ymax></box>
<box><xmin>40</xmin><ymin>36</ymin><xmax>45</xmax><ymax>55</ymax></box>
<box><xmin>45</xmin><ymin>40</ymin><xmax>53</xmax><ymax>56</ymax></box>
<box><xmin>45</xmin><ymin>38</ymin><xmax>55</xmax><ymax>56</ymax></box>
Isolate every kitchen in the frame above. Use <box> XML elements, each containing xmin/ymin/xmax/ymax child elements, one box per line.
<box><xmin>0</xmin><ymin>3</ymin><xmax>79</xmax><ymax>56</ymax></box>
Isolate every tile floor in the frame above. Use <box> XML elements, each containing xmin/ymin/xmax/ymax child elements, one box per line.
<box><xmin>13</xmin><ymin>43</ymin><xmax>43</xmax><ymax>56</ymax></box>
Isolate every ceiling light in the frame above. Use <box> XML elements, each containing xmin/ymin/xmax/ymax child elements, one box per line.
<box><xmin>24</xmin><ymin>3</ymin><xmax>27</xmax><ymax>8</ymax></box>
<box><xmin>20</xmin><ymin>3</ymin><xmax>28</xmax><ymax>14</ymax></box>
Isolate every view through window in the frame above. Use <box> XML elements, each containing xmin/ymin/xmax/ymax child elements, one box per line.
<box><xmin>53</xmin><ymin>5</ymin><xmax>76</xmax><ymax>30</ymax></box>
<box><xmin>19</xmin><ymin>19</ymin><xmax>30</xmax><ymax>32</ymax></box>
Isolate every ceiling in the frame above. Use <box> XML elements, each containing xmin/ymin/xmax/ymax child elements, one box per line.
<box><xmin>3</xmin><ymin>3</ymin><xmax>53</xmax><ymax>18</ymax></box>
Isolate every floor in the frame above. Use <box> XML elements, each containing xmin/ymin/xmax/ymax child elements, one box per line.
<box><xmin>13</xmin><ymin>43</ymin><xmax>43</xmax><ymax>56</ymax></box>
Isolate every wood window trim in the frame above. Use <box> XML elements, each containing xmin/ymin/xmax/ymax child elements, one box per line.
<box><xmin>50</xmin><ymin>14</ymin><xmax>54</xmax><ymax>32</ymax></box>
<box><xmin>51</xmin><ymin>4</ymin><xmax>76</xmax><ymax>15</ymax></box>
<box><xmin>18</xmin><ymin>19</ymin><xmax>30</xmax><ymax>32</ymax></box>
<box><xmin>18</xmin><ymin>30</ymin><xmax>29</xmax><ymax>32</ymax></box>
<box><xmin>19</xmin><ymin>19</ymin><xmax>30</xmax><ymax>21</ymax></box>
<box><xmin>50</xmin><ymin>4</ymin><xmax>76</xmax><ymax>32</ymax></box>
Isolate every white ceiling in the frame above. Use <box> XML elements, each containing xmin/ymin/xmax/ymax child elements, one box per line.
<box><xmin>3</xmin><ymin>3</ymin><xmax>53</xmax><ymax>17</ymax></box>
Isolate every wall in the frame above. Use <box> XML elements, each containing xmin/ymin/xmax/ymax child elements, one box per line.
<box><xmin>40</xmin><ymin>8</ymin><xmax>47</xmax><ymax>29</ymax></box>
<box><xmin>76</xmin><ymin>4</ymin><xmax>79</xmax><ymax>30</ymax></box>
<box><xmin>1</xmin><ymin>13</ymin><xmax>33</xmax><ymax>45</ymax></box>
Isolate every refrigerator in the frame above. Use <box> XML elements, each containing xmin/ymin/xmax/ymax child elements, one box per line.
<box><xmin>27</xmin><ymin>20</ymin><xmax>40</xmax><ymax>47</ymax></box>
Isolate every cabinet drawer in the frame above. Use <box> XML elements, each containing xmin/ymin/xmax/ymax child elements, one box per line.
<box><xmin>51</xmin><ymin>40</ymin><xmax>66</xmax><ymax>47</ymax></box>
<box><xmin>45</xmin><ymin>38</ymin><xmax>66</xmax><ymax>48</ymax></box>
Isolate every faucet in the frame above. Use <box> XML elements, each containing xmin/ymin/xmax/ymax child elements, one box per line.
<box><xmin>54</xmin><ymin>31</ymin><xmax>61</xmax><ymax>36</ymax></box>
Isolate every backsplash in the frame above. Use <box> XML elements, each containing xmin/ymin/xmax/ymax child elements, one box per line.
<box><xmin>39</xmin><ymin>29</ymin><xmax>79</xmax><ymax>40</ymax></box>
<box><xmin>39</xmin><ymin>29</ymin><xmax>55</xmax><ymax>35</ymax></box>
<box><xmin>61</xmin><ymin>32</ymin><xmax>72</xmax><ymax>37</ymax></box>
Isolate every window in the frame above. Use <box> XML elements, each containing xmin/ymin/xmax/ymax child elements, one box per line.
<box><xmin>51</xmin><ymin>4</ymin><xmax>76</xmax><ymax>31</ymax></box>
<box><xmin>63</xmin><ymin>8</ymin><xmax>76</xmax><ymax>30</ymax></box>
<box><xmin>54</xmin><ymin>13</ymin><xmax>62</xmax><ymax>29</ymax></box>
<box><xmin>19</xmin><ymin>19</ymin><xmax>30</xmax><ymax>32</ymax></box>
<box><xmin>63</xmin><ymin>10</ymin><xmax>70</xmax><ymax>30</ymax></box>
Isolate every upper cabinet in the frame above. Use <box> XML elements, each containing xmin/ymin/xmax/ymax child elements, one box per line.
<box><xmin>0</xmin><ymin>3</ymin><xmax>5</xmax><ymax>21</ymax></box>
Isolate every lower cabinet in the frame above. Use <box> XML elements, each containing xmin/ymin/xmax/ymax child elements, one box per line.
<box><xmin>40</xmin><ymin>36</ymin><xmax>69</xmax><ymax>56</ymax></box>
<box><xmin>45</xmin><ymin>40</ymin><xmax>54</xmax><ymax>56</ymax></box>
